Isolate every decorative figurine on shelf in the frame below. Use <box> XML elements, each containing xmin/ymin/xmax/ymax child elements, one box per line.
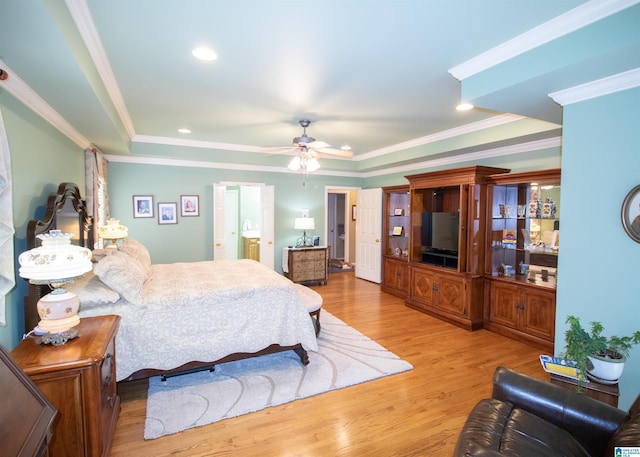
<box><xmin>542</xmin><ymin>197</ymin><xmax>557</xmax><ymax>219</ymax></box>
<box><xmin>529</xmin><ymin>198</ymin><xmax>542</xmax><ymax>218</ymax></box>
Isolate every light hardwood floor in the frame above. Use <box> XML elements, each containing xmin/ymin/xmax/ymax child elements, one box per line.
<box><xmin>111</xmin><ymin>271</ymin><xmax>546</xmax><ymax>457</ymax></box>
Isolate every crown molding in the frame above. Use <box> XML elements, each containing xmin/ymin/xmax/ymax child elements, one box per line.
<box><xmin>104</xmin><ymin>153</ymin><xmax>361</xmax><ymax>178</ymax></box>
<box><xmin>106</xmin><ymin>136</ymin><xmax>561</xmax><ymax>180</ymax></box>
<box><xmin>363</xmin><ymin>137</ymin><xmax>562</xmax><ymax>178</ymax></box>
<box><xmin>0</xmin><ymin>59</ymin><xmax>91</xmax><ymax>149</ymax></box>
<box><xmin>356</xmin><ymin>114</ymin><xmax>524</xmax><ymax>160</ymax></box>
<box><xmin>65</xmin><ymin>0</ymin><xmax>137</xmax><ymax>139</ymax></box>
<box><xmin>133</xmin><ymin>134</ymin><xmax>264</xmax><ymax>153</ymax></box>
<box><xmin>549</xmin><ymin>68</ymin><xmax>640</xmax><ymax>106</ymax></box>
<box><xmin>449</xmin><ymin>0</ymin><xmax>639</xmax><ymax>81</ymax></box>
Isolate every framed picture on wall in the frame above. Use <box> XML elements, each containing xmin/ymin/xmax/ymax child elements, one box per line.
<box><xmin>158</xmin><ymin>202</ymin><xmax>178</xmax><ymax>225</ymax></box>
<box><xmin>181</xmin><ymin>195</ymin><xmax>199</xmax><ymax>217</ymax></box>
<box><xmin>133</xmin><ymin>195</ymin><xmax>154</xmax><ymax>218</ymax></box>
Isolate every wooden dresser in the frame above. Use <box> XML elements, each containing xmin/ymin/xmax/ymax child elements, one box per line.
<box><xmin>285</xmin><ymin>246</ymin><xmax>328</xmax><ymax>285</ymax></box>
<box><xmin>11</xmin><ymin>315</ymin><xmax>121</xmax><ymax>457</ymax></box>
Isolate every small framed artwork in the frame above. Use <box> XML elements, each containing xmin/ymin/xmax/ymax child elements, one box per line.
<box><xmin>352</xmin><ymin>205</ymin><xmax>357</xmax><ymax>221</ymax></box>
<box><xmin>133</xmin><ymin>195</ymin><xmax>154</xmax><ymax>218</ymax></box>
<box><xmin>392</xmin><ymin>226</ymin><xmax>404</xmax><ymax>236</ymax></box>
<box><xmin>394</xmin><ymin>208</ymin><xmax>404</xmax><ymax>216</ymax></box>
<box><xmin>181</xmin><ymin>195</ymin><xmax>199</xmax><ymax>217</ymax></box>
<box><xmin>158</xmin><ymin>202</ymin><xmax>178</xmax><ymax>225</ymax></box>
<box><xmin>621</xmin><ymin>184</ymin><xmax>640</xmax><ymax>242</ymax></box>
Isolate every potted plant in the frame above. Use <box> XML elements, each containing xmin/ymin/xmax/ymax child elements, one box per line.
<box><xmin>562</xmin><ymin>315</ymin><xmax>640</xmax><ymax>388</ymax></box>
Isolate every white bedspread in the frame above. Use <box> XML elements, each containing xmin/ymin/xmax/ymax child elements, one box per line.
<box><xmin>80</xmin><ymin>259</ymin><xmax>318</xmax><ymax>381</ymax></box>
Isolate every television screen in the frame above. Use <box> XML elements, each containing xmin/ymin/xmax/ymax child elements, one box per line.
<box><xmin>422</xmin><ymin>212</ymin><xmax>459</xmax><ymax>253</ymax></box>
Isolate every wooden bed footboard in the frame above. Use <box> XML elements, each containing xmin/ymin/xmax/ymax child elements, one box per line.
<box><xmin>120</xmin><ymin>343</ymin><xmax>309</xmax><ymax>382</ymax></box>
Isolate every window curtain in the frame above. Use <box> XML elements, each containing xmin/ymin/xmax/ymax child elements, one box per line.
<box><xmin>85</xmin><ymin>148</ymin><xmax>109</xmax><ymax>248</ymax></box>
<box><xmin>0</xmin><ymin>108</ymin><xmax>14</xmax><ymax>326</ymax></box>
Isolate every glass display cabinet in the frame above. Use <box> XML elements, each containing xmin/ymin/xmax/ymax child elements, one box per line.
<box><xmin>382</xmin><ymin>185</ymin><xmax>410</xmax><ymax>298</ymax></box>
<box><xmin>487</xmin><ymin>169</ymin><xmax>561</xmax><ymax>287</ymax></box>
<box><xmin>484</xmin><ymin>169</ymin><xmax>561</xmax><ymax>351</ymax></box>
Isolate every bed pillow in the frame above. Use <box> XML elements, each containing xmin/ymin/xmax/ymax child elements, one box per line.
<box><xmin>65</xmin><ymin>271</ymin><xmax>121</xmax><ymax>308</ymax></box>
<box><xmin>93</xmin><ymin>251</ymin><xmax>146</xmax><ymax>304</ymax></box>
<box><xmin>118</xmin><ymin>237</ymin><xmax>152</xmax><ymax>276</ymax></box>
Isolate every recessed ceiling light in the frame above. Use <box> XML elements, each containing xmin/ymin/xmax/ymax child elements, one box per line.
<box><xmin>456</xmin><ymin>102</ymin><xmax>474</xmax><ymax>111</ymax></box>
<box><xmin>192</xmin><ymin>47</ymin><xmax>217</xmax><ymax>61</ymax></box>
<box><xmin>178</xmin><ymin>128</ymin><xmax>191</xmax><ymax>134</ymax></box>
<box><xmin>341</xmin><ymin>145</ymin><xmax>351</xmax><ymax>151</ymax></box>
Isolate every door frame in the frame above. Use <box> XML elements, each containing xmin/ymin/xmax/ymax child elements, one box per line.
<box><xmin>324</xmin><ymin>186</ymin><xmax>360</xmax><ymax>264</ymax></box>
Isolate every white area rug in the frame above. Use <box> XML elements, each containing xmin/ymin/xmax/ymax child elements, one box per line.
<box><xmin>144</xmin><ymin>312</ymin><xmax>413</xmax><ymax>439</ymax></box>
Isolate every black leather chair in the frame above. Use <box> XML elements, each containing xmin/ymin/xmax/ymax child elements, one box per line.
<box><xmin>453</xmin><ymin>366</ymin><xmax>640</xmax><ymax>456</ymax></box>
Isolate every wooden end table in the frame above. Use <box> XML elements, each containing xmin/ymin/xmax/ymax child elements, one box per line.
<box><xmin>11</xmin><ymin>315</ymin><xmax>121</xmax><ymax>457</ymax></box>
<box><xmin>549</xmin><ymin>372</ymin><xmax>619</xmax><ymax>407</ymax></box>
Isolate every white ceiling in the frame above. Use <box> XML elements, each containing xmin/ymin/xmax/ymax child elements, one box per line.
<box><xmin>1</xmin><ymin>0</ymin><xmax>635</xmax><ymax>174</ymax></box>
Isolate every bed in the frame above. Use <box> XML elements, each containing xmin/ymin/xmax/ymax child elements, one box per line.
<box><xmin>23</xmin><ymin>183</ymin><xmax>318</xmax><ymax>382</ymax></box>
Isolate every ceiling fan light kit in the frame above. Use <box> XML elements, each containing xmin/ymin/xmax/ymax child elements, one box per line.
<box><xmin>280</xmin><ymin>119</ymin><xmax>353</xmax><ymax>184</ymax></box>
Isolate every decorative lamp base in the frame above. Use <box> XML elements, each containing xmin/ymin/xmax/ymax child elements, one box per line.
<box><xmin>296</xmin><ymin>232</ymin><xmax>314</xmax><ymax>247</ymax></box>
<box><xmin>40</xmin><ymin>328</ymin><xmax>80</xmax><ymax>346</ymax></box>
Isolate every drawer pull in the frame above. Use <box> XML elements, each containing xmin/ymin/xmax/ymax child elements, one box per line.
<box><xmin>104</xmin><ymin>375</ymin><xmax>113</xmax><ymax>388</ymax></box>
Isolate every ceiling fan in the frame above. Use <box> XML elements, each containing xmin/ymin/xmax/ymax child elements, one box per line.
<box><xmin>263</xmin><ymin>119</ymin><xmax>353</xmax><ymax>172</ymax></box>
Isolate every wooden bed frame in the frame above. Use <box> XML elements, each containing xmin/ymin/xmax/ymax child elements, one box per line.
<box><xmin>24</xmin><ymin>183</ymin><xmax>309</xmax><ymax>382</ymax></box>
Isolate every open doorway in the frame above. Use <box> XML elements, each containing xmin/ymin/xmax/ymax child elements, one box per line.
<box><xmin>325</xmin><ymin>187</ymin><xmax>358</xmax><ymax>271</ymax></box>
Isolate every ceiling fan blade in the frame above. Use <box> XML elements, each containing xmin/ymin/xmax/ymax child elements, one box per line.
<box><xmin>308</xmin><ymin>140</ymin><xmax>331</xmax><ymax>149</ymax></box>
<box><xmin>259</xmin><ymin>146</ymin><xmax>298</xmax><ymax>154</ymax></box>
<box><xmin>314</xmin><ymin>147</ymin><xmax>353</xmax><ymax>158</ymax></box>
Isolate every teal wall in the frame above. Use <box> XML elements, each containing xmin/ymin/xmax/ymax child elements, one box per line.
<box><xmin>106</xmin><ymin>161</ymin><xmax>364</xmax><ymax>268</ymax></box>
<box><xmin>555</xmin><ymin>87</ymin><xmax>640</xmax><ymax>409</ymax></box>
<box><xmin>0</xmin><ymin>92</ymin><xmax>85</xmax><ymax>350</ymax></box>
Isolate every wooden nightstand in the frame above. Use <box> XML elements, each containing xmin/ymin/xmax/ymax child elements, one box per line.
<box><xmin>11</xmin><ymin>315</ymin><xmax>121</xmax><ymax>457</ymax></box>
<box><xmin>285</xmin><ymin>246</ymin><xmax>328</xmax><ymax>285</ymax></box>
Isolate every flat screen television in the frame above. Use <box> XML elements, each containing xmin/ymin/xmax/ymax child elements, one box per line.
<box><xmin>422</xmin><ymin>211</ymin><xmax>459</xmax><ymax>254</ymax></box>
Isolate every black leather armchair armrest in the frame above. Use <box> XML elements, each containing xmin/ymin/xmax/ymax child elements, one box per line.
<box><xmin>492</xmin><ymin>366</ymin><xmax>629</xmax><ymax>456</ymax></box>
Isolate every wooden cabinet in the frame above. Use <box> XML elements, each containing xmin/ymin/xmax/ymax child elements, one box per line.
<box><xmin>243</xmin><ymin>237</ymin><xmax>260</xmax><ymax>261</ymax></box>
<box><xmin>285</xmin><ymin>247</ymin><xmax>328</xmax><ymax>285</ymax></box>
<box><xmin>11</xmin><ymin>316</ymin><xmax>121</xmax><ymax>457</ymax></box>
<box><xmin>382</xmin><ymin>256</ymin><xmax>409</xmax><ymax>297</ymax></box>
<box><xmin>484</xmin><ymin>279</ymin><xmax>555</xmax><ymax>350</ymax></box>
<box><xmin>407</xmin><ymin>264</ymin><xmax>484</xmax><ymax>330</ymax></box>
<box><xmin>485</xmin><ymin>169</ymin><xmax>560</xmax><ymax>350</ymax></box>
<box><xmin>382</xmin><ymin>185</ymin><xmax>410</xmax><ymax>297</ymax></box>
<box><xmin>405</xmin><ymin>166</ymin><xmax>509</xmax><ymax>330</ymax></box>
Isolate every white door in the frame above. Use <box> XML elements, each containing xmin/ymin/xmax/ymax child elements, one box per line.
<box><xmin>355</xmin><ymin>188</ymin><xmax>382</xmax><ymax>283</ymax></box>
<box><xmin>213</xmin><ymin>183</ymin><xmax>226</xmax><ymax>260</ymax></box>
<box><xmin>224</xmin><ymin>189</ymin><xmax>239</xmax><ymax>259</ymax></box>
<box><xmin>259</xmin><ymin>185</ymin><xmax>275</xmax><ymax>269</ymax></box>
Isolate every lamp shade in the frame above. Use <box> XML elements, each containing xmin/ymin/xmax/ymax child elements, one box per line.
<box><xmin>18</xmin><ymin>230</ymin><xmax>92</xmax><ymax>283</ymax></box>
<box><xmin>306</xmin><ymin>157</ymin><xmax>320</xmax><ymax>172</ymax></box>
<box><xmin>99</xmin><ymin>218</ymin><xmax>128</xmax><ymax>240</ymax></box>
<box><xmin>294</xmin><ymin>217</ymin><xmax>315</xmax><ymax>230</ymax></box>
<box><xmin>288</xmin><ymin>156</ymin><xmax>301</xmax><ymax>171</ymax></box>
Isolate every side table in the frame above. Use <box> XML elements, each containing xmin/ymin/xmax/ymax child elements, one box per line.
<box><xmin>549</xmin><ymin>373</ymin><xmax>619</xmax><ymax>407</ymax></box>
<box><xmin>11</xmin><ymin>315</ymin><xmax>121</xmax><ymax>457</ymax></box>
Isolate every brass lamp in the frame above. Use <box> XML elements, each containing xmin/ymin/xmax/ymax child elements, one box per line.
<box><xmin>18</xmin><ymin>230</ymin><xmax>93</xmax><ymax>345</ymax></box>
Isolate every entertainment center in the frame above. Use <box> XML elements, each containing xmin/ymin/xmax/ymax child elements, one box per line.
<box><xmin>382</xmin><ymin>166</ymin><xmax>561</xmax><ymax>350</ymax></box>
